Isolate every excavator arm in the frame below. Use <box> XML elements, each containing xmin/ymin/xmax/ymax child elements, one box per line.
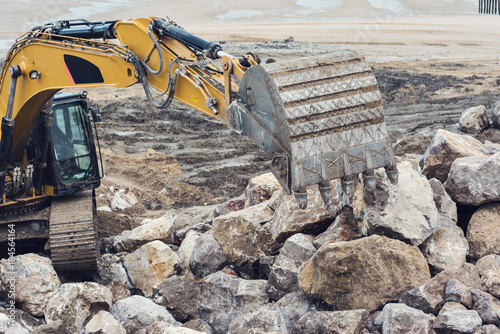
<box><xmin>0</xmin><ymin>17</ymin><xmax>398</xmax><ymax>210</ymax></box>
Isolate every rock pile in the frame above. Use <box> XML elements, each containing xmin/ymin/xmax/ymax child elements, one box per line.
<box><xmin>1</xmin><ymin>117</ymin><xmax>500</xmax><ymax>333</ymax></box>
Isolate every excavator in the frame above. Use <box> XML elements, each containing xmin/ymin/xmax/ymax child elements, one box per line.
<box><xmin>0</xmin><ymin>17</ymin><xmax>398</xmax><ymax>271</ymax></box>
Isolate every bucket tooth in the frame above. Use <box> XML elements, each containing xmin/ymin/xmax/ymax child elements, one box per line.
<box><xmin>319</xmin><ymin>183</ymin><xmax>333</xmax><ymax>207</ymax></box>
<box><xmin>342</xmin><ymin>176</ymin><xmax>355</xmax><ymax>201</ymax></box>
<box><xmin>363</xmin><ymin>171</ymin><xmax>376</xmax><ymax>193</ymax></box>
<box><xmin>386</xmin><ymin>166</ymin><xmax>399</xmax><ymax>185</ymax></box>
<box><xmin>294</xmin><ymin>191</ymin><xmax>308</xmax><ymax>210</ymax></box>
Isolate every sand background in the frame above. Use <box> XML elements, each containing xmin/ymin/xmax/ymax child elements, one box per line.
<box><xmin>1</xmin><ymin>0</ymin><xmax>499</xmax><ymax>62</ymax></box>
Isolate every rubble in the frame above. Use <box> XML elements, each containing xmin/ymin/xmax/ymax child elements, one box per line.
<box><xmin>459</xmin><ymin>105</ymin><xmax>489</xmax><ymax>134</ymax></box>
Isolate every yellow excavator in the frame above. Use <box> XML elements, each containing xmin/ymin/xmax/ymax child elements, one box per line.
<box><xmin>0</xmin><ymin>17</ymin><xmax>398</xmax><ymax>271</ymax></box>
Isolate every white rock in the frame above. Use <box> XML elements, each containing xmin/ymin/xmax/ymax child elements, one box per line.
<box><xmin>110</xmin><ymin>295</ymin><xmax>179</xmax><ymax>334</ymax></box>
<box><xmin>44</xmin><ymin>282</ymin><xmax>113</xmax><ymax>333</ymax></box>
<box><xmin>111</xmin><ymin>191</ymin><xmax>138</xmax><ymax>211</ymax></box>
<box><xmin>459</xmin><ymin>105</ymin><xmax>489</xmax><ymax>134</ymax></box>
<box><xmin>0</xmin><ymin>254</ymin><xmax>60</xmax><ymax>317</ymax></box>
<box><xmin>123</xmin><ymin>241</ymin><xmax>180</xmax><ymax>297</ymax></box>
<box><xmin>177</xmin><ymin>230</ymin><xmax>202</xmax><ymax>273</ymax></box>
<box><xmin>364</xmin><ymin>161</ymin><xmax>440</xmax><ymax>246</ymax></box>
<box><xmin>85</xmin><ymin>310</ymin><xmax>126</xmax><ymax>334</ymax></box>
<box><xmin>113</xmin><ymin>216</ymin><xmax>175</xmax><ymax>252</ymax></box>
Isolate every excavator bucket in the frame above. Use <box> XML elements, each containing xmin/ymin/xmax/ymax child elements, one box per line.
<box><xmin>226</xmin><ymin>51</ymin><xmax>397</xmax><ymax>209</ymax></box>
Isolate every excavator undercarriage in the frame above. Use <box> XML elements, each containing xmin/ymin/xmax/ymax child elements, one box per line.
<box><xmin>0</xmin><ymin>17</ymin><xmax>397</xmax><ymax>271</ymax></box>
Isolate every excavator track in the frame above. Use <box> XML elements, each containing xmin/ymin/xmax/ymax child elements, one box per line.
<box><xmin>49</xmin><ymin>190</ymin><xmax>99</xmax><ymax>271</ymax></box>
<box><xmin>230</xmin><ymin>51</ymin><xmax>397</xmax><ymax>208</ymax></box>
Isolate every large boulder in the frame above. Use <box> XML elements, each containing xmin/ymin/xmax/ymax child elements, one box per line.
<box><xmin>421</xmin><ymin>129</ymin><xmax>496</xmax><ymax>183</ymax></box>
<box><xmin>113</xmin><ymin>216</ymin><xmax>175</xmax><ymax>252</ymax></box>
<box><xmin>0</xmin><ymin>307</ymin><xmax>45</xmax><ymax>333</ymax></box>
<box><xmin>267</xmin><ymin>233</ymin><xmax>316</xmax><ymax>301</ymax></box>
<box><xmin>44</xmin><ymin>282</ymin><xmax>112</xmax><ymax>334</ymax></box>
<box><xmin>292</xmin><ymin>310</ymin><xmax>369</xmax><ymax>334</ymax></box>
<box><xmin>467</xmin><ymin>202</ymin><xmax>500</xmax><ymax>261</ymax></box>
<box><xmin>476</xmin><ymin>255</ymin><xmax>500</xmax><ymax>299</ymax></box>
<box><xmin>212</xmin><ymin>202</ymin><xmax>275</xmax><ymax>270</ymax></box>
<box><xmin>198</xmin><ymin>271</ymin><xmax>268</xmax><ymax>334</ymax></box>
<box><xmin>189</xmin><ymin>230</ymin><xmax>227</xmax><ymax>278</ymax></box>
<box><xmin>85</xmin><ymin>310</ymin><xmax>126</xmax><ymax>334</ymax></box>
<box><xmin>110</xmin><ymin>295</ymin><xmax>179</xmax><ymax>334</ymax></box>
<box><xmin>298</xmin><ymin>235</ymin><xmax>431</xmax><ymax>312</ymax></box>
<box><xmin>152</xmin><ymin>275</ymin><xmax>200</xmax><ymax>322</ymax></box>
<box><xmin>0</xmin><ymin>254</ymin><xmax>60</xmax><ymax>317</ymax></box>
<box><xmin>375</xmin><ymin>303</ymin><xmax>429</xmax><ymax>334</ymax></box>
<box><xmin>471</xmin><ymin>289</ymin><xmax>500</xmax><ymax>326</ymax></box>
<box><xmin>445</xmin><ymin>279</ymin><xmax>473</xmax><ymax>309</ymax></box>
<box><xmin>420</xmin><ymin>215</ymin><xmax>469</xmax><ymax>275</ymax></box>
<box><xmin>364</xmin><ymin>161</ymin><xmax>439</xmax><ymax>246</ymax></box>
<box><xmin>123</xmin><ymin>240</ymin><xmax>181</xmax><ymax>296</ymax></box>
<box><xmin>169</xmin><ymin>205</ymin><xmax>217</xmax><ymax>242</ymax></box>
<box><xmin>244</xmin><ymin>173</ymin><xmax>282</xmax><ymax>208</ymax></box>
<box><xmin>433</xmin><ymin>310</ymin><xmax>482</xmax><ymax>333</ymax></box>
<box><xmin>459</xmin><ymin>105</ymin><xmax>489</xmax><ymax>134</ymax></box>
<box><xmin>270</xmin><ymin>185</ymin><xmax>341</xmax><ymax>243</ymax></box>
<box><xmin>445</xmin><ymin>153</ymin><xmax>500</xmax><ymax>206</ymax></box>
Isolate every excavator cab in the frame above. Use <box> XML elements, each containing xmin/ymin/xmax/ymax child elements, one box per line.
<box><xmin>27</xmin><ymin>92</ymin><xmax>102</xmax><ymax>197</ymax></box>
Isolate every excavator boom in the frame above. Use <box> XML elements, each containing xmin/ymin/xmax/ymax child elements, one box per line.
<box><xmin>0</xmin><ymin>17</ymin><xmax>398</xmax><ymax>270</ymax></box>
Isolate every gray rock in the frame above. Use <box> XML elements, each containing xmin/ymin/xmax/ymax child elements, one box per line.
<box><xmin>189</xmin><ymin>230</ymin><xmax>228</xmax><ymax>278</ymax></box>
<box><xmin>177</xmin><ymin>230</ymin><xmax>202</xmax><ymax>274</ymax></box>
<box><xmin>44</xmin><ymin>282</ymin><xmax>112</xmax><ymax>334</ymax></box>
<box><xmin>439</xmin><ymin>302</ymin><xmax>468</xmax><ymax>314</ymax></box>
<box><xmin>420</xmin><ymin>214</ymin><xmax>468</xmax><ymax>275</ymax></box>
<box><xmin>0</xmin><ymin>313</ymin><xmax>28</xmax><ymax>334</ymax></box>
<box><xmin>292</xmin><ymin>310</ymin><xmax>369</xmax><ymax>334</ymax></box>
<box><xmin>313</xmin><ymin>207</ymin><xmax>362</xmax><ymax>249</ymax></box>
<box><xmin>0</xmin><ymin>254</ymin><xmax>60</xmax><ymax>317</ymax></box>
<box><xmin>421</xmin><ymin>129</ymin><xmax>496</xmax><ymax>183</ymax></box>
<box><xmin>212</xmin><ymin>202</ymin><xmax>275</xmax><ymax>270</ymax></box>
<box><xmin>123</xmin><ymin>240</ymin><xmax>181</xmax><ymax>296</ymax></box>
<box><xmin>245</xmin><ymin>173</ymin><xmax>282</xmax><ymax>208</ymax></box>
<box><xmin>400</xmin><ymin>286</ymin><xmax>444</xmax><ymax>315</ymax></box>
<box><xmin>471</xmin><ymin>289</ymin><xmax>500</xmax><ymax>326</ymax></box>
<box><xmin>85</xmin><ymin>310</ymin><xmax>126</xmax><ymax>334</ymax></box>
<box><xmin>270</xmin><ymin>185</ymin><xmax>341</xmax><ymax>243</ymax></box>
<box><xmin>152</xmin><ymin>275</ymin><xmax>200</xmax><ymax>322</ymax></box>
<box><xmin>113</xmin><ymin>215</ymin><xmax>175</xmax><ymax>252</ymax></box>
<box><xmin>260</xmin><ymin>255</ymin><xmax>277</xmax><ymax>278</ymax></box>
<box><xmin>299</xmin><ymin>235</ymin><xmax>431</xmax><ymax>312</ymax></box>
<box><xmin>429</xmin><ymin>178</ymin><xmax>458</xmax><ymax>223</ymax></box>
<box><xmin>267</xmin><ymin>233</ymin><xmax>316</xmax><ymax>301</ymax></box>
<box><xmin>228</xmin><ymin>304</ymin><xmax>288</xmax><ymax>334</ymax></box>
<box><xmin>168</xmin><ymin>205</ymin><xmax>217</xmax><ymax>242</ymax></box>
<box><xmin>400</xmin><ymin>268</ymin><xmax>453</xmax><ymax>314</ymax></box>
<box><xmin>364</xmin><ymin>161</ymin><xmax>439</xmax><ymax>246</ymax></box>
<box><xmin>198</xmin><ymin>271</ymin><xmax>269</xmax><ymax>334</ymax></box>
<box><xmin>476</xmin><ymin>255</ymin><xmax>500</xmax><ymax>299</ymax></box>
<box><xmin>474</xmin><ymin>325</ymin><xmax>500</xmax><ymax>334</ymax></box>
<box><xmin>376</xmin><ymin>303</ymin><xmax>429</xmax><ymax>334</ymax></box>
<box><xmin>459</xmin><ymin>105</ymin><xmax>489</xmax><ymax>134</ymax></box>
<box><xmin>467</xmin><ymin>202</ymin><xmax>500</xmax><ymax>261</ymax></box>
<box><xmin>110</xmin><ymin>295</ymin><xmax>180</xmax><ymax>334</ymax></box>
<box><xmin>98</xmin><ymin>253</ymin><xmax>135</xmax><ymax>289</ymax></box>
<box><xmin>492</xmin><ymin>101</ymin><xmax>500</xmax><ymax>129</ymax></box>
<box><xmin>275</xmin><ymin>291</ymin><xmax>312</xmax><ymax>333</ymax></box>
<box><xmin>445</xmin><ymin>153</ymin><xmax>500</xmax><ymax>206</ymax></box>
<box><xmin>433</xmin><ymin>310</ymin><xmax>482</xmax><ymax>333</ymax></box>
<box><xmin>0</xmin><ymin>307</ymin><xmax>44</xmax><ymax>333</ymax></box>
<box><xmin>445</xmin><ymin>279</ymin><xmax>473</xmax><ymax>309</ymax></box>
